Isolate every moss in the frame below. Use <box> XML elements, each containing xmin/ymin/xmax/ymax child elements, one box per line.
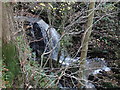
<box><xmin>101</xmin><ymin>82</ymin><xmax>118</xmax><ymax>88</ymax></box>
<box><xmin>2</xmin><ymin>42</ymin><xmax>21</xmax><ymax>88</ymax></box>
<box><xmin>114</xmin><ymin>74</ymin><xmax>120</xmax><ymax>80</ymax></box>
<box><xmin>0</xmin><ymin>40</ymin><xmax>2</xmax><ymax>87</ymax></box>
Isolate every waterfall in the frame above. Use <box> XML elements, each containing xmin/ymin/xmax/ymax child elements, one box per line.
<box><xmin>35</xmin><ymin>19</ymin><xmax>79</xmax><ymax>66</ymax></box>
<box><xmin>34</xmin><ymin>19</ymin><xmax>111</xmax><ymax>89</ymax></box>
<box><xmin>14</xmin><ymin>16</ymin><xmax>111</xmax><ymax>88</ymax></box>
<box><xmin>33</xmin><ymin>19</ymin><xmax>111</xmax><ymax>73</ymax></box>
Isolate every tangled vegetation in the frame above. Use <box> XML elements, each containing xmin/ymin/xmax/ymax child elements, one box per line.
<box><xmin>1</xmin><ymin>1</ymin><xmax>120</xmax><ymax>89</ymax></box>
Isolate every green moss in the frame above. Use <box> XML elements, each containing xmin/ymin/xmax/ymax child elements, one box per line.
<box><xmin>102</xmin><ymin>82</ymin><xmax>113</xmax><ymax>87</ymax></box>
<box><xmin>2</xmin><ymin>42</ymin><xmax>21</xmax><ymax>87</ymax></box>
<box><xmin>101</xmin><ymin>82</ymin><xmax>118</xmax><ymax>88</ymax></box>
<box><xmin>114</xmin><ymin>74</ymin><xmax>120</xmax><ymax>80</ymax></box>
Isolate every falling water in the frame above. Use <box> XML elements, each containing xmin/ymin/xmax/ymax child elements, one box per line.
<box><xmin>36</xmin><ymin>19</ymin><xmax>111</xmax><ymax>89</ymax></box>
<box><xmin>35</xmin><ymin>19</ymin><xmax>111</xmax><ymax>89</ymax></box>
<box><xmin>36</xmin><ymin>19</ymin><xmax>79</xmax><ymax>66</ymax></box>
<box><xmin>14</xmin><ymin>16</ymin><xmax>111</xmax><ymax>88</ymax></box>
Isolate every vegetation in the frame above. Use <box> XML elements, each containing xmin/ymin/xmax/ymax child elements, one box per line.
<box><xmin>1</xmin><ymin>1</ymin><xmax>120</xmax><ymax>89</ymax></box>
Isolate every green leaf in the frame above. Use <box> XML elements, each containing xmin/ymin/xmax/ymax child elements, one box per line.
<box><xmin>48</xmin><ymin>3</ymin><xmax>53</xmax><ymax>9</ymax></box>
<box><xmin>39</xmin><ymin>3</ymin><xmax>46</xmax><ymax>7</ymax></box>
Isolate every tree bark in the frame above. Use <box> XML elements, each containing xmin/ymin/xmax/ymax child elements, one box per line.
<box><xmin>2</xmin><ymin>3</ymin><xmax>15</xmax><ymax>43</ymax></box>
<box><xmin>79</xmin><ymin>2</ymin><xmax>95</xmax><ymax>87</ymax></box>
<box><xmin>0</xmin><ymin>1</ymin><xmax>4</xmax><ymax>88</ymax></box>
<box><xmin>2</xmin><ymin>3</ymin><xmax>21</xmax><ymax>88</ymax></box>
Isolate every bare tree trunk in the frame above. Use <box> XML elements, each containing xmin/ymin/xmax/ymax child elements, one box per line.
<box><xmin>79</xmin><ymin>2</ymin><xmax>95</xmax><ymax>87</ymax></box>
<box><xmin>2</xmin><ymin>3</ymin><xmax>15</xmax><ymax>43</ymax></box>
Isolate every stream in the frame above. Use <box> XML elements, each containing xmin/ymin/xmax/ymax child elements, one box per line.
<box><xmin>15</xmin><ymin>16</ymin><xmax>111</xmax><ymax>89</ymax></box>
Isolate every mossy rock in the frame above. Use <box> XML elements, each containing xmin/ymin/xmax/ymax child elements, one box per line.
<box><xmin>2</xmin><ymin>42</ymin><xmax>21</xmax><ymax>87</ymax></box>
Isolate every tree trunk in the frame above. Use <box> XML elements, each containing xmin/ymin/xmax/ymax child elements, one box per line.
<box><xmin>0</xmin><ymin>1</ymin><xmax>4</xmax><ymax>88</ymax></box>
<box><xmin>2</xmin><ymin>3</ymin><xmax>21</xmax><ymax>88</ymax></box>
<box><xmin>79</xmin><ymin>2</ymin><xmax>95</xmax><ymax>87</ymax></box>
<box><xmin>2</xmin><ymin>3</ymin><xmax>15</xmax><ymax>43</ymax></box>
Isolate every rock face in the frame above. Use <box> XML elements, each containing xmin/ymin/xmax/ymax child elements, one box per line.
<box><xmin>31</xmin><ymin>23</ymin><xmax>46</xmax><ymax>57</ymax></box>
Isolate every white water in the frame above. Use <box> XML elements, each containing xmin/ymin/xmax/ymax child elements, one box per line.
<box><xmin>36</xmin><ymin>19</ymin><xmax>111</xmax><ymax>73</ymax></box>
<box><xmin>36</xmin><ymin>20</ymin><xmax>110</xmax><ymax>71</ymax></box>
<box><xmin>36</xmin><ymin>19</ymin><xmax>111</xmax><ymax>89</ymax></box>
<box><xmin>37</xmin><ymin>19</ymin><xmax>79</xmax><ymax>66</ymax></box>
<box><xmin>93</xmin><ymin>66</ymin><xmax>111</xmax><ymax>75</ymax></box>
<box><xmin>15</xmin><ymin>16</ymin><xmax>111</xmax><ymax>88</ymax></box>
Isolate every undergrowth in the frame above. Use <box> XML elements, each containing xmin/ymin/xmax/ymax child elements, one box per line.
<box><xmin>16</xmin><ymin>34</ymin><xmax>57</xmax><ymax>88</ymax></box>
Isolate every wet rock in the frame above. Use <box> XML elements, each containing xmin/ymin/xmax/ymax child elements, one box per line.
<box><xmin>88</xmin><ymin>75</ymin><xmax>95</xmax><ymax>81</ymax></box>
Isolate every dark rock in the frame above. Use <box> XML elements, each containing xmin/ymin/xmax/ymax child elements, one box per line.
<box><xmin>88</xmin><ymin>75</ymin><xmax>95</xmax><ymax>81</ymax></box>
<box><xmin>29</xmin><ymin>23</ymin><xmax>46</xmax><ymax>58</ymax></box>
